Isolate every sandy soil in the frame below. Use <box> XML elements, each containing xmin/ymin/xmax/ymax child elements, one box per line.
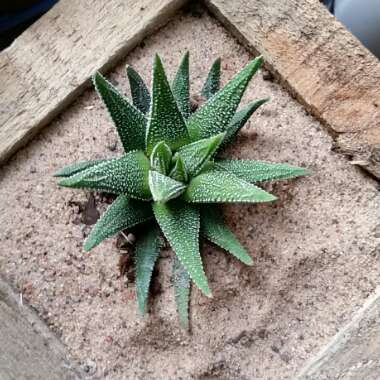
<box><xmin>0</xmin><ymin>8</ymin><xmax>379</xmax><ymax>380</ymax></box>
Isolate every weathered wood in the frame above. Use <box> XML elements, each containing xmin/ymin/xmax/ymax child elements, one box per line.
<box><xmin>0</xmin><ymin>0</ymin><xmax>186</xmax><ymax>165</ymax></box>
<box><xmin>205</xmin><ymin>0</ymin><xmax>380</xmax><ymax>179</ymax></box>
<box><xmin>0</xmin><ymin>277</ymin><xmax>81</xmax><ymax>380</ymax></box>
<box><xmin>296</xmin><ymin>288</ymin><xmax>380</xmax><ymax>380</ymax></box>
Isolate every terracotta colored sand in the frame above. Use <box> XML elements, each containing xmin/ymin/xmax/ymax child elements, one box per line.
<box><xmin>0</xmin><ymin>9</ymin><xmax>379</xmax><ymax>380</ymax></box>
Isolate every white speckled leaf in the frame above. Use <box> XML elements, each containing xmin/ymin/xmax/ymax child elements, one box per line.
<box><xmin>54</xmin><ymin>159</ymin><xmax>107</xmax><ymax>177</ymax></box>
<box><xmin>58</xmin><ymin>151</ymin><xmax>151</xmax><ymax>200</ymax></box>
<box><xmin>150</xmin><ymin>141</ymin><xmax>172</xmax><ymax>175</ymax></box>
<box><xmin>201</xmin><ymin>57</ymin><xmax>221</xmax><ymax>100</ymax></box>
<box><xmin>84</xmin><ymin>194</ymin><xmax>153</xmax><ymax>251</ymax></box>
<box><xmin>146</xmin><ymin>55</ymin><xmax>190</xmax><ymax>154</ymax></box>
<box><xmin>187</xmin><ymin>56</ymin><xmax>263</xmax><ymax>141</ymax></box>
<box><xmin>126</xmin><ymin>65</ymin><xmax>151</xmax><ymax>114</ymax></box>
<box><xmin>215</xmin><ymin>159</ymin><xmax>309</xmax><ymax>182</ymax></box>
<box><xmin>183</xmin><ymin>169</ymin><xmax>276</xmax><ymax>203</ymax></box>
<box><xmin>201</xmin><ymin>206</ymin><xmax>253</xmax><ymax>265</ymax></box>
<box><xmin>224</xmin><ymin>98</ymin><xmax>269</xmax><ymax>144</ymax></box>
<box><xmin>172</xmin><ymin>51</ymin><xmax>190</xmax><ymax>119</ymax></box>
<box><xmin>177</xmin><ymin>132</ymin><xmax>225</xmax><ymax>177</ymax></box>
<box><xmin>173</xmin><ymin>255</ymin><xmax>191</xmax><ymax>330</ymax></box>
<box><xmin>93</xmin><ymin>72</ymin><xmax>146</xmax><ymax>152</ymax></box>
<box><xmin>169</xmin><ymin>154</ymin><xmax>188</xmax><ymax>183</ymax></box>
<box><xmin>153</xmin><ymin>201</ymin><xmax>211</xmax><ymax>297</ymax></box>
<box><xmin>135</xmin><ymin>225</ymin><xmax>161</xmax><ymax>315</ymax></box>
<box><xmin>149</xmin><ymin>170</ymin><xmax>186</xmax><ymax>202</ymax></box>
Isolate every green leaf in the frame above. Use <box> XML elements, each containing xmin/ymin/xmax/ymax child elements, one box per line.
<box><xmin>215</xmin><ymin>159</ymin><xmax>309</xmax><ymax>182</ymax></box>
<box><xmin>183</xmin><ymin>169</ymin><xmax>276</xmax><ymax>203</ymax></box>
<box><xmin>58</xmin><ymin>151</ymin><xmax>151</xmax><ymax>200</ymax></box>
<box><xmin>177</xmin><ymin>132</ymin><xmax>225</xmax><ymax>177</ymax></box>
<box><xmin>93</xmin><ymin>72</ymin><xmax>146</xmax><ymax>152</ymax></box>
<box><xmin>201</xmin><ymin>57</ymin><xmax>221</xmax><ymax>100</ymax></box>
<box><xmin>173</xmin><ymin>255</ymin><xmax>191</xmax><ymax>330</ymax></box>
<box><xmin>187</xmin><ymin>56</ymin><xmax>263</xmax><ymax>141</ymax></box>
<box><xmin>126</xmin><ymin>65</ymin><xmax>150</xmax><ymax>114</ymax></box>
<box><xmin>54</xmin><ymin>159</ymin><xmax>107</xmax><ymax>177</ymax></box>
<box><xmin>83</xmin><ymin>194</ymin><xmax>153</xmax><ymax>251</ymax></box>
<box><xmin>150</xmin><ymin>141</ymin><xmax>172</xmax><ymax>175</ymax></box>
<box><xmin>153</xmin><ymin>201</ymin><xmax>211</xmax><ymax>296</ymax></box>
<box><xmin>149</xmin><ymin>171</ymin><xmax>186</xmax><ymax>202</ymax></box>
<box><xmin>126</xmin><ymin>65</ymin><xmax>151</xmax><ymax>114</ymax></box>
<box><xmin>135</xmin><ymin>225</ymin><xmax>161</xmax><ymax>315</ymax></box>
<box><xmin>145</xmin><ymin>55</ymin><xmax>190</xmax><ymax>154</ymax></box>
<box><xmin>201</xmin><ymin>206</ymin><xmax>253</xmax><ymax>265</ymax></box>
<box><xmin>172</xmin><ymin>52</ymin><xmax>190</xmax><ymax>119</ymax></box>
<box><xmin>169</xmin><ymin>154</ymin><xmax>188</xmax><ymax>183</ymax></box>
<box><xmin>224</xmin><ymin>98</ymin><xmax>269</xmax><ymax>143</ymax></box>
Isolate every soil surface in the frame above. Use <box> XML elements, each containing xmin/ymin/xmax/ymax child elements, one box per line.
<box><xmin>0</xmin><ymin>8</ymin><xmax>379</xmax><ymax>380</ymax></box>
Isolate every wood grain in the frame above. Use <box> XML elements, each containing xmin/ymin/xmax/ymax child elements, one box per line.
<box><xmin>0</xmin><ymin>0</ymin><xmax>186</xmax><ymax>165</ymax></box>
<box><xmin>0</xmin><ymin>277</ymin><xmax>81</xmax><ymax>380</ymax></box>
<box><xmin>205</xmin><ymin>0</ymin><xmax>380</xmax><ymax>178</ymax></box>
<box><xmin>297</xmin><ymin>289</ymin><xmax>380</xmax><ymax>380</ymax></box>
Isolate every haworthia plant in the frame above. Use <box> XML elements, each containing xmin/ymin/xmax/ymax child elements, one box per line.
<box><xmin>56</xmin><ymin>52</ymin><xmax>309</xmax><ymax>329</ymax></box>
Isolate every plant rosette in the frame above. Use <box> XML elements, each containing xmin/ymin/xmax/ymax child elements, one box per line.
<box><xmin>55</xmin><ymin>53</ymin><xmax>309</xmax><ymax>329</ymax></box>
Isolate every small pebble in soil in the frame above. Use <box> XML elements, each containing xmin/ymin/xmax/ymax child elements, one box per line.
<box><xmin>107</xmin><ymin>139</ymin><xmax>118</xmax><ymax>151</ymax></box>
<box><xmin>80</xmin><ymin>360</ymin><xmax>97</xmax><ymax>376</ymax></box>
<box><xmin>280</xmin><ymin>352</ymin><xmax>292</xmax><ymax>364</ymax></box>
<box><xmin>257</xmin><ymin>328</ymin><xmax>268</xmax><ymax>339</ymax></box>
<box><xmin>126</xmin><ymin>233</ymin><xmax>136</xmax><ymax>244</ymax></box>
<box><xmin>262</xmin><ymin>69</ymin><xmax>274</xmax><ymax>81</ymax></box>
<box><xmin>271</xmin><ymin>344</ymin><xmax>280</xmax><ymax>353</ymax></box>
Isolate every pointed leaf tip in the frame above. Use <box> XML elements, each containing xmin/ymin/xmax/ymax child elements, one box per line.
<box><xmin>126</xmin><ymin>65</ymin><xmax>151</xmax><ymax>114</ymax></box>
<box><xmin>93</xmin><ymin>71</ymin><xmax>147</xmax><ymax>152</ymax></box>
<box><xmin>224</xmin><ymin>98</ymin><xmax>270</xmax><ymax>144</ymax></box>
<box><xmin>54</xmin><ymin>159</ymin><xmax>107</xmax><ymax>178</ymax></box>
<box><xmin>146</xmin><ymin>54</ymin><xmax>190</xmax><ymax>154</ymax></box>
<box><xmin>184</xmin><ymin>169</ymin><xmax>277</xmax><ymax>203</ymax></box>
<box><xmin>83</xmin><ymin>195</ymin><xmax>153</xmax><ymax>251</ymax></box>
<box><xmin>201</xmin><ymin>57</ymin><xmax>221</xmax><ymax>100</ymax></box>
<box><xmin>135</xmin><ymin>225</ymin><xmax>161</xmax><ymax>315</ymax></box>
<box><xmin>216</xmin><ymin>159</ymin><xmax>310</xmax><ymax>183</ymax></box>
<box><xmin>172</xmin><ymin>51</ymin><xmax>190</xmax><ymax>119</ymax></box>
<box><xmin>201</xmin><ymin>206</ymin><xmax>253</xmax><ymax>266</ymax></box>
<box><xmin>188</xmin><ymin>56</ymin><xmax>264</xmax><ymax>141</ymax></box>
<box><xmin>58</xmin><ymin>152</ymin><xmax>151</xmax><ymax>200</ymax></box>
<box><xmin>173</xmin><ymin>256</ymin><xmax>191</xmax><ymax>329</ymax></box>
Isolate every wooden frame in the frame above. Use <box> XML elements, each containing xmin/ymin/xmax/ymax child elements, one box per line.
<box><xmin>0</xmin><ymin>276</ymin><xmax>81</xmax><ymax>379</ymax></box>
<box><xmin>0</xmin><ymin>1</ymin><xmax>379</xmax><ymax>378</ymax></box>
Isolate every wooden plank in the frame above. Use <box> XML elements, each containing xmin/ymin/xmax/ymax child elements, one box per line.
<box><xmin>0</xmin><ymin>0</ymin><xmax>186</xmax><ymax>165</ymax></box>
<box><xmin>205</xmin><ymin>0</ymin><xmax>380</xmax><ymax>179</ymax></box>
<box><xmin>0</xmin><ymin>277</ymin><xmax>82</xmax><ymax>380</ymax></box>
<box><xmin>296</xmin><ymin>288</ymin><xmax>380</xmax><ymax>380</ymax></box>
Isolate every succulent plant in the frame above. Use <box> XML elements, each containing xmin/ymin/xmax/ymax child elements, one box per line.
<box><xmin>55</xmin><ymin>53</ymin><xmax>308</xmax><ymax>329</ymax></box>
